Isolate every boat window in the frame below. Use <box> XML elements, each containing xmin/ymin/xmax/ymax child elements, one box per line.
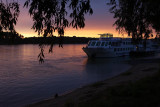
<box><xmin>96</xmin><ymin>42</ymin><xmax>101</xmax><ymax>46</ymax></box>
<box><xmin>88</xmin><ymin>41</ymin><xmax>92</xmax><ymax>46</ymax></box>
<box><xmin>101</xmin><ymin>42</ymin><xmax>105</xmax><ymax>46</ymax></box>
<box><xmin>112</xmin><ymin>42</ymin><xmax>117</xmax><ymax>46</ymax></box>
<box><xmin>116</xmin><ymin>42</ymin><xmax>118</xmax><ymax>46</ymax></box>
<box><xmin>91</xmin><ymin>42</ymin><xmax>96</xmax><ymax>46</ymax></box>
<box><xmin>114</xmin><ymin>48</ymin><xmax>116</xmax><ymax>52</ymax></box>
<box><xmin>105</xmin><ymin>42</ymin><xmax>108</xmax><ymax>46</ymax></box>
<box><xmin>129</xmin><ymin>42</ymin><xmax>131</xmax><ymax>45</ymax></box>
<box><xmin>109</xmin><ymin>42</ymin><xmax>111</xmax><ymax>45</ymax></box>
<box><xmin>112</xmin><ymin>42</ymin><xmax>114</xmax><ymax>46</ymax></box>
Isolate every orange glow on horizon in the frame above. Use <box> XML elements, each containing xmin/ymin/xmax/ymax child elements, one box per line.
<box><xmin>18</xmin><ymin>28</ymin><xmax>127</xmax><ymax>38</ymax></box>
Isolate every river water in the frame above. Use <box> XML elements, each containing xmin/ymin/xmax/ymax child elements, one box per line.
<box><xmin>0</xmin><ymin>44</ymin><xmax>131</xmax><ymax>107</ymax></box>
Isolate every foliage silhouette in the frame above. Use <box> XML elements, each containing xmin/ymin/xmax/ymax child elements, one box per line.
<box><xmin>0</xmin><ymin>0</ymin><xmax>20</xmax><ymax>33</ymax></box>
<box><xmin>108</xmin><ymin>0</ymin><xmax>160</xmax><ymax>45</ymax></box>
<box><xmin>24</xmin><ymin>0</ymin><xmax>93</xmax><ymax>36</ymax></box>
<box><xmin>24</xmin><ymin>0</ymin><xmax>93</xmax><ymax>62</ymax></box>
<box><xmin>0</xmin><ymin>0</ymin><xmax>93</xmax><ymax>62</ymax></box>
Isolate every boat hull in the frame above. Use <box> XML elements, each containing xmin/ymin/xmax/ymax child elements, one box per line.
<box><xmin>82</xmin><ymin>47</ymin><xmax>116</xmax><ymax>58</ymax></box>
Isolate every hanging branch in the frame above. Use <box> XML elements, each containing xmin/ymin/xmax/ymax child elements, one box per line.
<box><xmin>0</xmin><ymin>0</ymin><xmax>20</xmax><ymax>32</ymax></box>
<box><xmin>24</xmin><ymin>0</ymin><xmax>93</xmax><ymax>62</ymax></box>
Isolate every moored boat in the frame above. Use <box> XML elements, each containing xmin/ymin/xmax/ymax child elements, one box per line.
<box><xmin>82</xmin><ymin>33</ymin><xmax>160</xmax><ymax>58</ymax></box>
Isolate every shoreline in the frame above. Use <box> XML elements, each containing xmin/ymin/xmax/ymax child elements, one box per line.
<box><xmin>25</xmin><ymin>58</ymin><xmax>160</xmax><ymax>107</ymax></box>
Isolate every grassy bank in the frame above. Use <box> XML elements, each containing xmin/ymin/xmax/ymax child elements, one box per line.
<box><xmin>78</xmin><ymin>71</ymin><xmax>160</xmax><ymax>107</ymax></box>
<box><xmin>26</xmin><ymin>62</ymin><xmax>160</xmax><ymax>107</ymax></box>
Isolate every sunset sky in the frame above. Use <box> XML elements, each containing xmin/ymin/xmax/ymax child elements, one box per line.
<box><xmin>15</xmin><ymin>0</ymin><xmax>122</xmax><ymax>38</ymax></box>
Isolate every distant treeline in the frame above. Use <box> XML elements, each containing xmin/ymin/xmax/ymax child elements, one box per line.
<box><xmin>0</xmin><ymin>32</ymin><xmax>98</xmax><ymax>45</ymax></box>
<box><xmin>22</xmin><ymin>36</ymin><xmax>97</xmax><ymax>44</ymax></box>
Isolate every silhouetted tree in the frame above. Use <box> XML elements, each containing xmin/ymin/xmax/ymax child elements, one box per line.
<box><xmin>0</xmin><ymin>0</ymin><xmax>93</xmax><ymax>62</ymax></box>
<box><xmin>24</xmin><ymin>0</ymin><xmax>93</xmax><ymax>62</ymax></box>
<box><xmin>0</xmin><ymin>0</ymin><xmax>20</xmax><ymax>33</ymax></box>
<box><xmin>108</xmin><ymin>0</ymin><xmax>160</xmax><ymax>47</ymax></box>
<box><xmin>143</xmin><ymin>0</ymin><xmax>160</xmax><ymax>34</ymax></box>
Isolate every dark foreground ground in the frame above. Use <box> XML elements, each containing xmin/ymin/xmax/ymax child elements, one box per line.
<box><xmin>26</xmin><ymin>58</ymin><xmax>160</xmax><ymax>107</ymax></box>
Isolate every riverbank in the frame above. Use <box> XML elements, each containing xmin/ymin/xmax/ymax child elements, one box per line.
<box><xmin>26</xmin><ymin>58</ymin><xmax>160</xmax><ymax>107</ymax></box>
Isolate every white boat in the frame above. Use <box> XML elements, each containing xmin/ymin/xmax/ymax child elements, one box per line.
<box><xmin>82</xmin><ymin>33</ymin><xmax>160</xmax><ymax>58</ymax></box>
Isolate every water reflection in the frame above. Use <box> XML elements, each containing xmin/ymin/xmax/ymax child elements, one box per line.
<box><xmin>0</xmin><ymin>44</ymin><xmax>131</xmax><ymax>107</ymax></box>
<box><xmin>83</xmin><ymin>57</ymin><xmax>131</xmax><ymax>82</ymax></box>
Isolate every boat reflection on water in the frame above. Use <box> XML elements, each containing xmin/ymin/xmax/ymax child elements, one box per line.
<box><xmin>83</xmin><ymin>57</ymin><xmax>132</xmax><ymax>81</ymax></box>
<box><xmin>83</xmin><ymin>51</ymin><xmax>160</xmax><ymax>80</ymax></box>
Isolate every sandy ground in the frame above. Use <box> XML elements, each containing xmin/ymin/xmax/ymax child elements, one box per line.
<box><xmin>25</xmin><ymin>58</ymin><xmax>160</xmax><ymax>107</ymax></box>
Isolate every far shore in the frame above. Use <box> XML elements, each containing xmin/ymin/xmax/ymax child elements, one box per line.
<box><xmin>0</xmin><ymin>36</ymin><xmax>98</xmax><ymax>45</ymax></box>
<box><xmin>25</xmin><ymin>58</ymin><xmax>160</xmax><ymax>107</ymax></box>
